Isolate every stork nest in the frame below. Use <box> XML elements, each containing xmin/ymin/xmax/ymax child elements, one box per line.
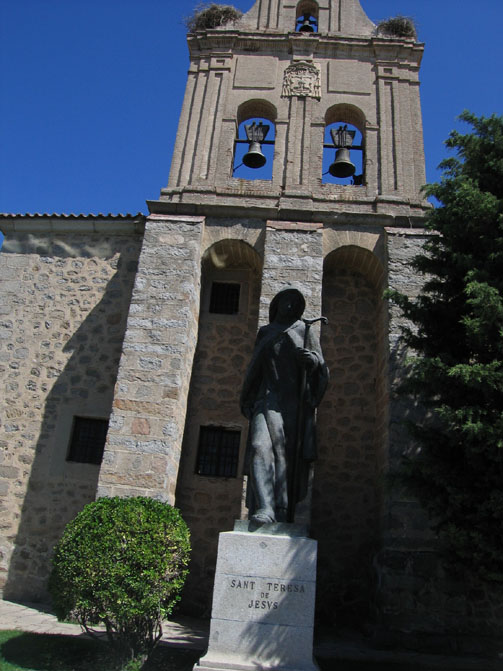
<box><xmin>185</xmin><ymin>3</ymin><xmax>243</xmax><ymax>32</ymax></box>
<box><xmin>377</xmin><ymin>16</ymin><xmax>417</xmax><ymax>39</ymax></box>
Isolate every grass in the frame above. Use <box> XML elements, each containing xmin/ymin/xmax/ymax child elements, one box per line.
<box><xmin>0</xmin><ymin>630</ymin><xmax>200</xmax><ymax>671</ymax></box>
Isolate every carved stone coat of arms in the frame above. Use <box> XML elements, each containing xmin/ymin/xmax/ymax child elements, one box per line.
<box><xmin>282</xmin><ymin>61</ymin><xmax>321</xmax><ymax>100</ymax></box>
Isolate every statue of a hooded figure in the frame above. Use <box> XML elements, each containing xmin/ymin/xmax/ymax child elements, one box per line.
<box><xmin>240</xmin><ymin>288</ymin><xmax>329</xmax><ymax>524</ymax></box>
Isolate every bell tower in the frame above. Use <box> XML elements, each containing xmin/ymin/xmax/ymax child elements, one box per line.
<box><xmin>150</xmin><ymin>0</ymin><xmax>427</xmax><ymax>222</ymax></box>
<box><xmin>99</xmin><ymin>0</ymin><xmax>430</xmax><ymax>622</ymax></box>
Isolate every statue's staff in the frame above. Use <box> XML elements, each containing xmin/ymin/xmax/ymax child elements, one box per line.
<box><xmin>288</xmin><ymin>315</ymin><xmax>328</xmax><ymax>523</ymax></box>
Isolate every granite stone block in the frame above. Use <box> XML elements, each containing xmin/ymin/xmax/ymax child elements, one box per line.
<box><xmin>195</xmin><ymin>529</ymin><xmax>318</xmax><ymax>671</ymax></box>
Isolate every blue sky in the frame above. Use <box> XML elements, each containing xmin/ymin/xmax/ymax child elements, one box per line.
<box><xmin>1</xmin><ymin>0</ymin><xmax>502</xmax><ymax>216</ymax></box>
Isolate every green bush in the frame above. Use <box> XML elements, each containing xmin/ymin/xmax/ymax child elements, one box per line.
<box><xmin>49</xmin><ymin>497</ymin><xmax>190</xmax><ymax>669</ymax></box>
<box><xmin>185</xmin><ymin>3</ymin><xmax>243</xmax><ymax>33</ymax></box>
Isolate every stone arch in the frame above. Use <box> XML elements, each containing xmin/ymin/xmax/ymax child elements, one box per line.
<box><xmin>323</xmin><ymin>228</ymin><xmax>386</xmax><ymax>275</ymax></box>
<box><xmin>237</xmin><ymin>99</ymin><xmax>277</xmax><ymax>126</ymax></box>
<box><xmin>312</xmin><ymin>244</ymin><xmax>388</xmax><ymax>626</ymax></box>
<box><xmin>325</xmin><ymin>103</ymin><xmax>366</xmax><ymax>133</ymax></box>
<box><xmin>324</xmin><ymin>243</ymin><xmax>386</xmax><ymax>290</ymax></box>
<box><xmin>175</xmin><ymin>238</ymin><xmax>262</xmax><ymax>615</ymax></box>
<box><xmin>201</xmin><ymin>238</ymin><xmax>263</xmax><ymax>276</ymax></box>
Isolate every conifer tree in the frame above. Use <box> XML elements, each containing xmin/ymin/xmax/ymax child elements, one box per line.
<box><xmin>389</xmin><ymin>111</ymin><xmax>503</xmax><ymax>582</ymax></box>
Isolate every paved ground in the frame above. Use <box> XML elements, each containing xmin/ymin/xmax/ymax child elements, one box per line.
<box><xmin>1</xmin><ymin>599</ymin><xmax>501</xmax><ymax>669</ymax></box>
<box><xmin>0</xmin><ymin>599</ymin><xmax>209</xmax><ymax>649</ymax></box>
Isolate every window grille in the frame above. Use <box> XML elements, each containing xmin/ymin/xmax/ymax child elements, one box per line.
<box><xmin>196</xmin><ymin>426</ymin><xmax>240</xmax><ymax>478</ymax></box>
<box><xmin>67</xmin><ymin>416</ymin><xmax>109</xmax><ymax>465</ymax></box>
<box><xmin>209</xmin><ymin>282</ymin><xmax>240</xmax><ymax>315</ymax></box>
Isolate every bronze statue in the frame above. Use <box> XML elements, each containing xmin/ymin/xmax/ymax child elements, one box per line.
<box><xmin>240</xmin><ymin>288</ymin><xmax>329</xmax><ymax>524</ymax></box>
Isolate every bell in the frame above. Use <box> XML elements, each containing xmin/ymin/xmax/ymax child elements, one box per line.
<box><xmin>243</xmin><ymin>141</ymin><xmax>267</xmax><ymax>169</ymax></box>
<box><xmin>298</xmin><ymin>14</ymin><xmax>315</xmax><ymax>32</ymax></box>
<box><xmin>329</xmin><ymin>148</ymin><xmax>356</xmax><ymax>178</ymax></box>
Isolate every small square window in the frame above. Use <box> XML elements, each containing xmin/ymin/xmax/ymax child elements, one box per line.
<box><xmin>67</xmin><ymin>416</ymin><xmax>109</xmax><ymax>465</ymax></box>
<box><xmin>209</xmin><ymin>282</ymin><xmax>240</xmax><ymax>315</ymax></box>
<box><xmin>196</xmin><ymin>426</ymin><xmax>240</xmax><ymax>478</ymax></box>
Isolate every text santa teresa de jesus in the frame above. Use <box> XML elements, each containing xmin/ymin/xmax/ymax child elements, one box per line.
<box><xmin>229</xmin><ymin>578</ymin><xmax>306</xmax><ymax>610</ymax></box>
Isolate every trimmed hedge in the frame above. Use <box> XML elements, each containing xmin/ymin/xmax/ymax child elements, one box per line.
<box><xmin>49</xmin><ymin>497</ymin><xmax>190</xmax><ymax>668</ymax></box>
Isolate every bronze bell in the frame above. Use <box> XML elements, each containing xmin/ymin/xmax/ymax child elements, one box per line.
<box><xmin>298</xmin><ymin>14</ymin><xmax>315</xmax><ymax>32</ymax></box>
<box><xmin>329</xmin><ymin>148</ymin><xmax>356</xmax><ymax>178</ymax></box>
<box><xmin>243</xmin><ymin>141</ymin><xmax>267</xmax><ymax>169</ymax></box>
<box><xmin>242</xmin><ymin>121</ymin><xmax>269</xmax><ymax>169</ymax></box>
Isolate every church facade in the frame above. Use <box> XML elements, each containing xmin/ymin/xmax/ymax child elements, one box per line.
<box><xmin>1</xmin><ymin>0</ymin><xmax>501</xmax><ymax>653</ymax></box>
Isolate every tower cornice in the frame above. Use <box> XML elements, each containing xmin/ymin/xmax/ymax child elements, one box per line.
<box><xmin>188</xmin><ymin>31</ymin><xmax>424</xmax><ymax>69</ymax></box>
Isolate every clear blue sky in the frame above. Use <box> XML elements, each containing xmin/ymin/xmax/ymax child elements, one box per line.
<box><xmin>1</xmin><ymin>0</ymin><xmax>502</xmax><ymax>216</ymax></box>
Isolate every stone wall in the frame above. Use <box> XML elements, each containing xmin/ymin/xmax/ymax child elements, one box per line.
<box><xmin>97</xmin><ymin>214</ymin><xmax>205</xmax><ymax>503</ymax></box>
<box><xmin>259</xmin><ymin>222</ymin><xmax>324</xmax><ymax>324</ymax></box>
<box><xmin>313</xmin><ymin>259</ymin><xmax>386</xmax><ymax>627</ymax></box>
<box><xmin>0</xmin><ymin>218</ymin><xmax>143</xmax><ymax>600</ymax></box>
<box><xmin>2</xmin><ymin>216</ymin><xmax>501</xmax><ymax>652</ymax></box>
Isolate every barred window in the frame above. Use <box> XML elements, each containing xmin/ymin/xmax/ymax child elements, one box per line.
<box><xmin>209</xmin><ymin>282</ymin><xmax>240</xmax><ymax>315</ymax></box>
<box><xmin>67</xmin><ymin>416</ymin><xmax>109</xmax><ymax>465</ymax></box>
<box><xmin>196</xmin><ymin>426</ymin><xmax>240</xmax><ymax>478</ymax></box>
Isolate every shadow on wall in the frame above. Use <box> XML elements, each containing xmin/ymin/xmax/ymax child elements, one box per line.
<box><xmin>174</xmin><ymin>237</ymin><xmax>263</xmax><ymax>616</ymax></box>
<box><xmin>2</xmin><ymin>232</ymin><xmax>141</xmax><ymax>602</ymax></box>
<box><xmin>312</xmin><ymin>245</ymin><xmax>388</xmax><ymax>632</ymax></box>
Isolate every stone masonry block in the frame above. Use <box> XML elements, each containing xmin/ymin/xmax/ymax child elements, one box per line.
<box><xmin>98</xmin><ymin>215</ymin><xmax>204</xmax><ymax>503</ymax></box>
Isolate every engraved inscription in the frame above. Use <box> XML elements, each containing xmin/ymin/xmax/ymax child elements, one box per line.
<box><xmin>267</xmin><ymin>582</ymin><xmax>305</xmax><ymax>593</ymax></box>
<box><xmin>230</xmin><ymin>579</ymin><xmax>255</xmax><ymax>590</ymax></box>
<box><xmin>248</xmin><ymin>599</ymin><xmax>279</xmax><ymax>610</ymax></box>
<box><xmin>228</xmin><ymin>578</ymin><xmax>307</xmax><ymax>611</ymax></box>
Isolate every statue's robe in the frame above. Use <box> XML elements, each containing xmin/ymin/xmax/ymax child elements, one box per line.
<box><xmin>240</xmin><ymin>318</ymin><xmax>329</xmax><ymax>518</ymax></box>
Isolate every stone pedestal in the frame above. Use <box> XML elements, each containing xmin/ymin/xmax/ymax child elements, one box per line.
<box><xmin>195</xmin><ymin>522</ymin><xmax>318</xmax><ymax>671</ymax></box>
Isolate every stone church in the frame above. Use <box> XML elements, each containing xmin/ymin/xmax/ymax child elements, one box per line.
<box><xmin>1</xmin><ymin>0</ymin><xmax>501</xmax><ymax>652</ymax></box>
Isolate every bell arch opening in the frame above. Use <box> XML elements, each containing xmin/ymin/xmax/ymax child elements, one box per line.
<box><xmin>174</xmin><ymin>238</ymin><xmax>262</xmax><ymax>615</ymax></box>
<box><xmin>313</xmin><ymin>245</ymin><xmax>388</xmax><ymax>627</ymax></box>
<box><xmin>323</xmin><ymin>104</ymin><xmax>366</xmax><ymax>186</ymax></box>
<box><xmin>233</xmin><ymin>99</ymin><xmax>277</xmax><ymax>181</ymax></box>
<box><xmin>296</xmin><ymin>1</ymin><xmax>319</xmax><ymax>32</ymax></box>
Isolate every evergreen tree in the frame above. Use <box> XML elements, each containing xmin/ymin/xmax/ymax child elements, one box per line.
<box><xmin>389</xmin><ymin>111</ymin><xmax>503</xmax><ymax>583</ymax></box>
